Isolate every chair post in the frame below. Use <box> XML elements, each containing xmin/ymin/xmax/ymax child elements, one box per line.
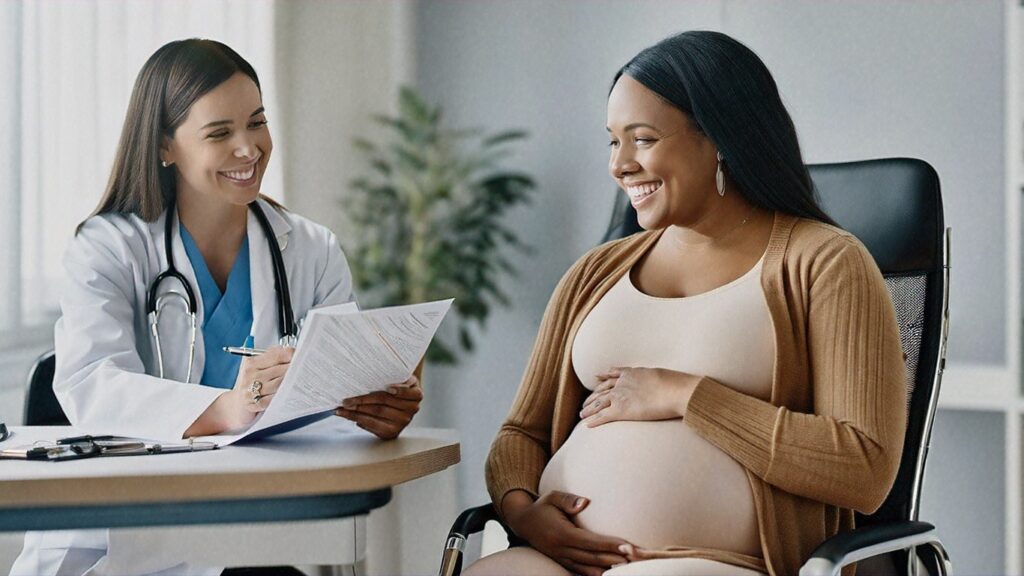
<box><xmin>909</xmin><ymin>228</ymin><xmax>951</xmax><ymax>523</ymax></box>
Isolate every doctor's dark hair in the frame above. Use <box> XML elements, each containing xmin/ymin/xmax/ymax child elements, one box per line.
<box><xmin>83</xmin><ymin>39</ymin><xmax>270</xmax><ymax>229</ymax></box>
<box><xmin>613</xmin><ymin>31</ymin><xmax>836</xmax><ymax>226</ymax></box>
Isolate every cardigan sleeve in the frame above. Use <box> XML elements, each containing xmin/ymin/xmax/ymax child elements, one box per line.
<box><xmin>684</xmin><ymin>236</ymin><xmax>907</xmax><ymax>513</ymax></box>
<box><xmin>484</xmin><ymin>253</ymin><xmax>592</xmax><ymax>515</ymax></box>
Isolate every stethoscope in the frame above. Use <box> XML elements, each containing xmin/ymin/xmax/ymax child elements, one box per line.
<box><xmin>146</xmin><ymin>201</ymin><xmax>297</xmax><ymax>382</ymax></box>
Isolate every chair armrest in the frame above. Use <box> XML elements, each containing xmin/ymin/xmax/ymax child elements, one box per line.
<box><xmin>449</xmin><ymin>503</ymin><xmax>501</xmax><ymax>540</ymax></box>
<box><xmin>440</xmin><ymin>504</ymin><xmax>506</xmax><ymax>576</ymax></box>
<box><xmin>799</xmin><ymin>521</ymin><xmax>947</xmax><ymax>576</ymax></box>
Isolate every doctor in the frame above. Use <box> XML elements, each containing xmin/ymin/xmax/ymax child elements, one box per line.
<box><xmin>11</xmin><ymin>39</ymin><xmax>423</xmax><ymax>576</ymax></box>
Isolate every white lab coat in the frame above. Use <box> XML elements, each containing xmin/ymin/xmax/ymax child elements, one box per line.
<box><xmin>11</xmin><ymin>198</ymin><xmax>356</xmax><ymax>576</ymax></box>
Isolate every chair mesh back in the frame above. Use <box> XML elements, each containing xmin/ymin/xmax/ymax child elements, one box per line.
<box><xmin>884</xmin><ymin>274</ymin><xmax>927</xmax><ymax>416</ymax></box>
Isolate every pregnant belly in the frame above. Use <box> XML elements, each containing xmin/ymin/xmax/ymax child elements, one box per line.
<box><xmin>538</xmin><ymin>419</ymin><xmax>761</xmax><ymax>555</ymax></box>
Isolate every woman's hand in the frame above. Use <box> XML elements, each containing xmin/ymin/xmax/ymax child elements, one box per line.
<box><xmin>502</xmin><ymin>489</ymin><xmax>633</xmax><ymax>576</ymax></box>
<box><xmin>579</xmin><ymin>367</ymin><xmax>698</xmax><ymax>428</ymax></box>
<box><xmin>185</xmin><ymin>346</ymin><xmax>294</xmax><ymax>437</ymax></box>
<box><xmin>222</xmin><ymin>346</ymin><xmax>295</xmax><ymax>429</ymax></box>
<box><xmin>335</xmin><ymin>375</ymin><xmax>422</xmax><ymax>439</ymax></box>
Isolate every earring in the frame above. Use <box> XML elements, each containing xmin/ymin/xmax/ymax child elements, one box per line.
<box><xmin>715</xmin><ymin>151</ymin><xmax>725</xmax><ymax>197</ymax></box>
<box><xmin>161</xmin><ymin>161</ymin><xmax>170</xmax><ymax>168</ymax></box>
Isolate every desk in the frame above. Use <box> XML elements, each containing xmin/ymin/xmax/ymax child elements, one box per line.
<box><xmin>0</xmin><ymin>420</ymin><xmax>460</xmax><ymax>532</ymax></box>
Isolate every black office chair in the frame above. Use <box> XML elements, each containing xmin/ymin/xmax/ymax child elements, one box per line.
<box><xmin>439</xmin><ymin>158</ymin><xmax>952</xmax><ymax>576</ymax></box>
<box><xmin>24</xmin><ymin>349</ymin><xmax>68</xmax><ymax>426</ymax></box>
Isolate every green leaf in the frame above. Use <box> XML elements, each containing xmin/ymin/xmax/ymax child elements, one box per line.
<box><xmin>352</xmin><ymin>138</ymin><xmax>377</xmax><ymax>153</ymax></box>
<box><xmin>399</xmin><ymin>87</ymin><xmax>434</xmax><ymax>125</ymax></box>
<box><xmin>482</xmin><ymin>130</ymin><xmax>529</xmax><ymax>148</ymax></box>
<box><xmin>459</xmin><ymin>327</ymin><xmax>474</xmax><ymax>352</ymax></box>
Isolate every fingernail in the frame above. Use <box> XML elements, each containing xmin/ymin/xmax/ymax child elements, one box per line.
<box><xmin>618</xmin><ymin>544</ymin><xmax>633</xmax><ymax>555</ymax></box>
<box><xmin>611</xmin><ymin>563</ymin><xmax>626</xmax><ymax>569</ymax></box>
<box><xmin>574</xmin><ymin>497</ymin><xmax>586</xmax><ymax>508</ymax></box>
<box><xmin>387</xmin><ymin>386</ymin><xmax>399</xmax><ymax>395</ymax></box>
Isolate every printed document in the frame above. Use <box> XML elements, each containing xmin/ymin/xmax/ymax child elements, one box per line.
<box><xmin>202</xmin><ymin>298</ymin><xmax>453</xmax><ymax>445</ymax></box>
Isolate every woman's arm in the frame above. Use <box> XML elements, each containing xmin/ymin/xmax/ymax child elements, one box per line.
<box><xmin>485</xmin><ymin>253</ymin><xmax>595</xmax><ymax>514</ymax></box>
<box><xmin>684</xmin><ymin>236</ymin><xmax>907</xmax><ymax>513</ymax></box>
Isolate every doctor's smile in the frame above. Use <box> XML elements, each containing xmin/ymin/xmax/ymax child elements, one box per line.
<box><xmin>218</xmin><ymin>156</ymin><xmax>262</xmax><ymax>186</ymax></box>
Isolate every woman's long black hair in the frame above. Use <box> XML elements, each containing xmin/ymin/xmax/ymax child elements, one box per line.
<box><xmin>614</xmin><ymin>31</ymin><xmax>837</xmax><ymax>226</ymax></box>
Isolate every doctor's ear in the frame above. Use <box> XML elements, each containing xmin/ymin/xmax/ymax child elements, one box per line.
<box><xmin>159</xmin><ymin>138</ymin><xmax>174</xmax><ymax>168</ymax></box>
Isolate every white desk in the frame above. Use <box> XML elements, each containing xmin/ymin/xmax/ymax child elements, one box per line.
<box><xmin>0</xmin><ymin>420</ymin><xmax>460</xmax><ymax>570</ymax></box>
<box><xmin>0</xmin><ymin>419</ymin><xmax>459</xmax><ymax>531</ymax></box>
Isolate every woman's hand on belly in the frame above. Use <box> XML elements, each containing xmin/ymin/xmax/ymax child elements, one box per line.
<box><xmin>580</xmin><ymin>367</ymin><xmax>699</xmax><ymax>428</ymax></box>
<box><xmin>503</xmin><ymin>489</ymin><xmax>634</xmax><ymax>576</ymax></box>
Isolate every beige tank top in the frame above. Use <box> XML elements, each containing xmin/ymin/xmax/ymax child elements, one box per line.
<box><xmin>538</xmin><ymin>255</ymin><xmax>774</xmax><ymax>555</ymax></box>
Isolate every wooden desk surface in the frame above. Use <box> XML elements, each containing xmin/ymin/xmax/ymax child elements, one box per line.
<box><xmin>0</xmin><ymin>419</ymin><xmax>460</xmax><ymax>509</ymax></box>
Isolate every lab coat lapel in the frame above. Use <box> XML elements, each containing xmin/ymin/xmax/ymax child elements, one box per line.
<box><xmin>248</xmin><ymin>198</ymin><xmax>293</xmax><ymax>349</ymax></box>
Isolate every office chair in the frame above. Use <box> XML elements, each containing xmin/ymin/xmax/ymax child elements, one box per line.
<box><xmin>24</xmin><ymin>349</ymin><xmax>68</xmax><ymax>426</ymax></box>
<box><xmin>439</xmin><ymin>158</ymin><xmax>952</xmax><ymax>576</ymax></box>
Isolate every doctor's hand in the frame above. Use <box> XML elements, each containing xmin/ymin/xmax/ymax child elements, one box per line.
<box><xmin>224</xmin><ymin>346</ymin><xmax>294</xmax><ymax>428</ymax></box>
<box><xmin>579</xmin><ymin>367</ymin><xmax>699</xmax><ymax>428</ymax></box>
<box><xmin>502</xmin><ymin>489</ymin><xmax>633</xmax><ymax>576</ymax></box>
<box><xmin>184</xmin><ymin>346</ymin><xmax>294</xmax><ymax>437</ymax></box>
<box><xmin>334</xmin><ymin>375</ymin><xmax>422</xmax><ymax>440</ymax></box>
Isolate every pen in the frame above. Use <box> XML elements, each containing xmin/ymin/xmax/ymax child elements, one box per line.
<box><xmin>57</xmin><ymin>434</ymin><xmax>116</xmax><ymax>445</ymax></box>
<box><xmin>150</xmin><ymin>441</ymin><xmax>218</xmax><ymax>454</ymax></box>
<box><xmin>225</xmin><ymin>335</ymin><xmax>265</xmax><ymax>357</ymax></box>
<box><xmin>223</xmin><ymin>346</ymin><xmax>266</xmax><ymax>357</ymax></box>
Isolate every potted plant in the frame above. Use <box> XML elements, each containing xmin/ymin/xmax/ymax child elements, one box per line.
<box><xmin>344</xmin><ymin>87</ymin><xmax>535</xmax><ymax>364</ymax></box>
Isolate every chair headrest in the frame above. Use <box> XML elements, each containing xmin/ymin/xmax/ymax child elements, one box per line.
<box><xmin>810</xmin><ymin>158</ymin><xmax>944</xmax><ymax>274</ymax></box>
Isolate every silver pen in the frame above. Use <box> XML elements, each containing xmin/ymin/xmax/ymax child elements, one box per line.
<box><xmin>150</xmin><ymin>441</ymin><xmax>218</xmax><ymax>454</ymax></box>
<box><xmin>223</xmin><ymin>346</ymin><xmax>266</xmax><ymax>357</ymax></box>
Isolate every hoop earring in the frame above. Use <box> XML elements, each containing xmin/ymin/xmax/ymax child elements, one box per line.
<box><xmin>715</xmin><ymin>151</ymin><xmax>725</xmax><ymax>197</ymax></box>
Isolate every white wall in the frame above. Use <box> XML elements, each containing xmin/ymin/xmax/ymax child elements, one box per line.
<box><xmin>274</xmin><ymin>0</ymin><xmax>414</xmax><ymax>249</ymax></box>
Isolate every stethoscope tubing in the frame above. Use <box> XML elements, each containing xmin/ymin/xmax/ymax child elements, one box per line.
<box><xmin>249</xmin><ymin>202</ymin><xmax>297</xmax><ymax>343</ymax></box>
<box><xmin>146</xmin><ymin>200</ymin><xmax>296</xmax><ymax>381</ymax></box>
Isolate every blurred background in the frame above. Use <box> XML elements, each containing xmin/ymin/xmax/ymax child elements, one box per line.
<box><xmin>0</xmin><ymin>1</ymin><xmax>1018</xmax><ymax>574</ymax></box>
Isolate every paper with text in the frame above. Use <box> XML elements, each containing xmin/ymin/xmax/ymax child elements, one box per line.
<box><xmin>201</xmin><ymin>298</ymin><xmax>452</xmax><ymax>445</ymax></box>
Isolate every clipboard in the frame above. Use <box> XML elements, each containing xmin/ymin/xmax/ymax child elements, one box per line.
<box><xmin>0</xmin><ymin>434</ymin><xmax>216</xmax><ymax>462</ymax></box>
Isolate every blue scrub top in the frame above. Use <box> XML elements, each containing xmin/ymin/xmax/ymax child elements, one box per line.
<box><xmin>180</xmin><ymin>223</ymin><xmax>254</xmax><ymax>389</ymax></box>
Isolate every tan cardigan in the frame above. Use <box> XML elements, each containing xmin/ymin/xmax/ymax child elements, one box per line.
<box><xmin>485</xmin><ymin>213</ymin><xmax>907</xmax><ymax>576</ymax></box>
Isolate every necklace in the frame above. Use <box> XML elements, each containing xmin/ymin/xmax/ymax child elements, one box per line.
<box><xmin>670</xmin><ymin>206</ymin><xmax>759</xmax><ymax>248</ymax></box>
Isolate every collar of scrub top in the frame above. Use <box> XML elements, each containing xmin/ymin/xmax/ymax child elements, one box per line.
<box><xmin>146</xmin><ymin>199</ymin><xmax>297</xmax><ymax>381</ymax></box>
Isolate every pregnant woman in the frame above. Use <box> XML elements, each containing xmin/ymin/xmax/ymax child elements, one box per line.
<box><xmin>466</xmin><ymin>30</ymin><xmax>906</xmax><ymax>576</ymax></box>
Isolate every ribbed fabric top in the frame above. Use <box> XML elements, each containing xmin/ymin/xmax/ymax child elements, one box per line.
<box><xmin>484</xmin><ymin>213</ymin><xmax>907</xmax><ymax>576</ymax></box>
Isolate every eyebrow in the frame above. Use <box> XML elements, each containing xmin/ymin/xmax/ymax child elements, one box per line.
<box><xmin>606</xmin><ymin>122</ymin><xmax>662</xmax><ymax>133</ymax></box>
<box><xmin>200</xmin><ymin>107</ymin><xmax>266</xmax><ymax>130</ymax></box>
